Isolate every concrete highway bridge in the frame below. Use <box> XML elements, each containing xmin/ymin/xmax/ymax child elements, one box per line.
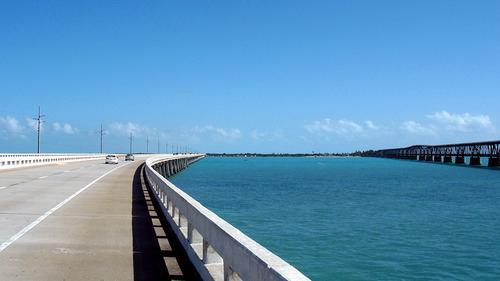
<box><xmin>0</xmin><ymin>153</ymin><xmax>309</xmax><ymax>281</ymax></box>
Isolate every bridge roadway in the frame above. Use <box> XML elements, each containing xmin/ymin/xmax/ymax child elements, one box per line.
<box><xmin>0</xmin><ymin>157</ymin><xmax>199</xmax><ymax>280</ymax></box>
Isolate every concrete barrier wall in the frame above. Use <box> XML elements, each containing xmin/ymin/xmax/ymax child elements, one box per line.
<box><xmin>0</xmin><ymin>153</ymin><xmax>107</xmax><ymax>170</ymax></box>
<box><xmin>144</xmin><ymin>154</ymin><xmax>311</xmax><ymax>281</ymax></box>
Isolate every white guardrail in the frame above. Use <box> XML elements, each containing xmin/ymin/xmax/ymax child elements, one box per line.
<box><xmin>0</xmin><ymin>153</ymin><xmax>107</xmax><ymax>170</ymax></box>
<box><xmin>144</xmin><ymin>154</ymin><xmax>311</xmax><ymax>281</ymax></box>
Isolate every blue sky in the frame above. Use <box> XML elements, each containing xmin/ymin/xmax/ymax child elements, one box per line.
<box><xmin>1</xmin><ymin>0</ymin><xmax>499</xmax><ymax>153</ymax></box>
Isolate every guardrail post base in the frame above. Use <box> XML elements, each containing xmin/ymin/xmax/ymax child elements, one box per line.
<box><xmin>224</xmin><ymin>264</ymin><xmax>243</xmax><ymax>281</ymax></box>
<box><xmin>203</xmin><ymin>239</ymin><xmax>224</xmax><ymax>281</ymax></box>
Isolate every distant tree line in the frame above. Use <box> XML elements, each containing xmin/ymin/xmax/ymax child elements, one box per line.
<box><xmin>206</xmin><ymin>151</ymin><xmax>376</xmax><ymax>157</ymax></box>
<box><xmin>349</xmin><ymin>150</ymin><xmax>376</xmax><ymax>157</ymax></box>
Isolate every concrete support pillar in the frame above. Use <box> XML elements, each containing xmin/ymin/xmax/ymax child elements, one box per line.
<box><xmin>173</xmin><ymin>207</ymin><xmax>180</xmax><ymax>225</ymax></box>
<box><xmin>161</xmin><ymin>163</ymin><xmax>167</xmax><ymax>177</ymax></box>
<box><xmin>203</xmin><ymin>239</ymin><xmax>223</xmax><ymax>264</ymax></box>
<box><xmin>179</xmin><ymin>213</ymin><xmax>188</xmax><ymax>237</ymax></box>
<box><xmin>188</xmin><ymin>223</ymin><xmax>203</xmax><ymax>258</ymax></box>
<box><xmin>158</xmin><ymin>189</ymin><xmax>163</xmax><ymax>203</ymax></box>
<box><xmin>455</xmin><ymin>155</ymin><xmax>465</xmax><ymax>164</ymax></box>
<box><xmin>179</xmin><ymin>213</ymin><xmax>187</xmax><ymax>227</ymax></box>
<box><xmin>188</xmin><ymin>223</ymin><xmax>203</xmax><ymax>244</ymax></box>
<box><xmin>167</xmin><ymin>200</ymin><xmax>173</xmax><ymax>215</ymax></box>
<box><xmin>433</xmin><ymin>155</ymin><xmax>442</xmax><ymax>162</ymax></box>
<box><xmin>419</xmin><ymin>155</ymin><xmax>426</xmax><ymax>161</ymax></box>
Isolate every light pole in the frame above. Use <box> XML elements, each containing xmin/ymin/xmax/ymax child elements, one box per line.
<box><xmin>99</xmin><ymin>124</ymin><xmax>106</xmax><ymax>154</ymax></box>
<box><xmin>33</xmin><ymin>106</ymin><xmax>45</xmax><ymax>154</ymax></box>
<box><xmin>129</xmin><ymin>133</ymin><xmax>133</xmax><ymax>154</ymax></box>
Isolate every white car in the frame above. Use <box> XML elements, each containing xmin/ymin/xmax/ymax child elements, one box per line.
<box><xmin>105</xmin><ymin>155</ymin><xmax>119</xmax><ymax>164</ymax></box>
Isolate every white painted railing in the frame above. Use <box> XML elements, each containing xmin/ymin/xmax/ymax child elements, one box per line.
<box><xmin>144</xmin><ymin>155</ymin><xmax>311</xmax><ymax>281</ymax></box>
<box><xmin>0</xmin><ymin>153</ymin><xmax>107</xmax><ymax>170</ymax></box>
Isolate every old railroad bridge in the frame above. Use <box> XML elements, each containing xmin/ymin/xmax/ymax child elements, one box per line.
<box><xmin>370</xmin><ymin>140</ymin><xmax>500</xmax><ymax>167</ymax></box>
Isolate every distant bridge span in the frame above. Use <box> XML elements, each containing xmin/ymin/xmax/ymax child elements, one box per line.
<box><xmin>370</xmin><ymin>140</ymin><xmax>500</xmax><ymax>167</ymax></box>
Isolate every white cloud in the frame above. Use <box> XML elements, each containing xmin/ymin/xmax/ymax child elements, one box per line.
<box><xmin>365</xmin><ymin>120</ymin><xmax>379</xmax><ymax>130</ymax></box>
<box><xmin>400</xmin><ymin>121</ymin><xmax>436</xmax><ymax>135</ymax></box>
<box><xmin>305</xmin><ymin>118</ymin><xmax>364</xmax><ymax>135</ymax></box>
<box><xmin>250</xmin><ymin>129</ymin><xmax>285</xmax><ymax>141</ymax></box>
<box><xmin>53</xmin><ymin>122</ymin><xmax>78</xmax><ymax>134</ymax></box>
<box><xmin>400</xmin><ymin>111</ymin><xmax>495</xmax><ymax>137</ymax></box>
<box><xmin>26</xmin><ymin>118</ymin><xmax>40</xmax><ymax>132</ymax></box>
<box><xmin>426</xmin><ymin>111</ymin><xmax>493</xmax><ymax>132</ymax></box>
<box><xmin>53</xmin><ymin>122</ymin><xmax>61</xmax><ymax>131</ymax></box>
<box><xmin>0</xmin><ymin>116</ymin><xmax>24</xmax><ymax>135</ymax></box>
<box><xmin>305</xmin><ymin>111</ymin><xmax>496</xmax><ymax>142</ymax></box>
<box><xmin>193</xmin><ymin>125</ymin><xmax>242</xmax><ymax>140</ymax></box>
<box><xmin>109</xmin><ymin>122</ymin><xmax>154</xmax><ymax>137</ymax></box>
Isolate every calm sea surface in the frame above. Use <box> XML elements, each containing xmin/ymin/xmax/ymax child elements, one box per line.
<box><xmin>170</xmin><ymin>157</ymin><xmax>500</xmax><ymax>280</ymax></box>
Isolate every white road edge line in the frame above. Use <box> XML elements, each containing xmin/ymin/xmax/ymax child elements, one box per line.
<box><xmin>0</xmin><ymin>162</ymin><xmax>132</xmax><ymax>253</ymax></box>
<box><xmin>38</xmin><ymin>176</ymin><xmax>48</xmax><ymax>179</ymax></box>
<box><xmin>0</xmin><ymin>186</ymin><xmax>7</xmax><ymax>190</ymax></box>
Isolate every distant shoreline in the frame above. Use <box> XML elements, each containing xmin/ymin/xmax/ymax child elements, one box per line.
<box><xmin>206</xmin><ymin>153</ymin><xmax>364</xmax><ymax>157</ymax></box>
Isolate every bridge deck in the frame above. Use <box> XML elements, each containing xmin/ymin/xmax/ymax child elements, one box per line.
<box><xmin>0</xmin><ymin>159</ymin><xmax>199</xmax><ymax>280</ymax></box>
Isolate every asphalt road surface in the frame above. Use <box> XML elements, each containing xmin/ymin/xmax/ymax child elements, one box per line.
<box><xmin>0</xmin><ymin>158</ymin><xmax>199</xmax><ymax>280</ymax></box>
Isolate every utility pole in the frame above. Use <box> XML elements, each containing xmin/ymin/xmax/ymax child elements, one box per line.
<box><xmin>165</xmin><ymin>143</ymin><xmax>168</xmax><ymax>153</ymax></box>
<box><xmin>33</xmin><ymin>106</ymin><xmax>45</xmax><ymax>154</ymax></box>
<box><xmin>129</xmin><ymin>133</ymin><xmax>133</xmax><ymax>154</ymax></box>
<box><xmin>146</xmin><ymin>136</ymin><xmax>149</xmax><ymax>153</ymax></box>
<box><xmin>157</xmin><ymin>136</ymin><xmax>160</xmax><ymax>153</ymax></box>
<box><xmin>99</xmin><ymin>124</ymin><xmax>106</xmax><ymax>154</ymax></box>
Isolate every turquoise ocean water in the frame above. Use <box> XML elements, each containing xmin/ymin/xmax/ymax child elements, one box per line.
<box><xmin>170</xmin><ymin>157</ymin><xmax>500</xmax><ymax>280</ymax></box>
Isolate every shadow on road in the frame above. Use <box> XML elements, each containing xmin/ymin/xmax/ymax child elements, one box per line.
<box><xmin>132</xmin><ymin>164</ymin><xmax>200</xmax><ymax>281</ymax></box>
